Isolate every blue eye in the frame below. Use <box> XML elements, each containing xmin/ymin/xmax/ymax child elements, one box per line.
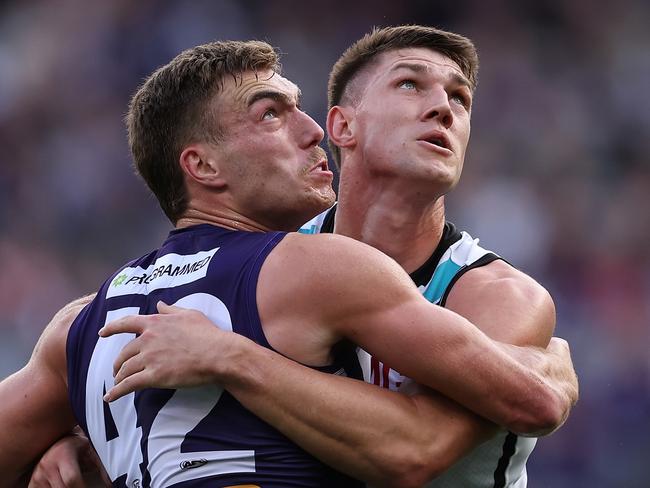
<box><xmin>398</xmin><ymin>80</ymin><xmax>417</xmax><ymax>90</ymax></box>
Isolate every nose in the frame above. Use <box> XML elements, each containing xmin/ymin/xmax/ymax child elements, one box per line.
<box><xmin>297</xmin><ymin>110</ymin><xmax>325</xmax><ymax>149</ymax></box>
<box><xmin>422</xmin><ymin>86</ymin><xmax>453</xmax><ymax>129</ymax></box>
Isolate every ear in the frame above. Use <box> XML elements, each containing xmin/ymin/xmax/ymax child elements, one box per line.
<box><xmin>179</xmin><ymin>144</ymin><xmax>227</xmax><ymax>189</ymax></box>
<box><xmin>327</xmin><ymin>106</ymin><xmax>356</xmax><ymax>150</ymax></box>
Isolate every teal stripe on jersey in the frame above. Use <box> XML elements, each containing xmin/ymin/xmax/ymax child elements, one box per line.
<box><xmin>298</xmin><ymin>225</ymin><xmax>318</xmax><ymax>234</ymax></box>
<box><xmin>423</xmin><ymin>259</ymin><xmax>462</xmax><ymax>303</ymax></box>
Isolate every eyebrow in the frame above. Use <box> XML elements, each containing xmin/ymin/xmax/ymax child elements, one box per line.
<box><xmin>247</xmin><ymin>88</ymin><xmax>302</xmax><ymax>108</ymax></box>
<box><xmin>390</xmin><ymin>62</ymin><xmax>472</xmax><ymax>90</ymax></box>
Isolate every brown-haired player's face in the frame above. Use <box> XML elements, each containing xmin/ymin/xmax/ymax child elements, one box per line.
<box><xmin>347</xmin><ymin>48</ymin><xmax>472</xmax><ymax>193</ymax></box>
<box><xmin>212</xmin><ymin>70</ymin><xmax>334</xmax><ymax>231</ymax></box>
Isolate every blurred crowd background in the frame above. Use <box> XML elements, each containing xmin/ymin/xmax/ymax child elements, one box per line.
<box><xmin>1</xmin><ymin>0</ymin><xmax>648</xmax><ymax>486</ymax></box>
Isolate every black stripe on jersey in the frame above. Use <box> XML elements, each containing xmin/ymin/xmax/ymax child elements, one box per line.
<box><xmin>409</xmin><ymin>221</ymin><xmax>463</xmax><ymax>287</ymax></box>
<box><xmin>102</xmin><ymin>383</ymin><xmax>119</xmax><ymax>441</ymax></box>
<box><xmin>438</xmin><ymin>252</ymin><xmax>502</xmax><ymax>307</ymax></box>
<box><xmin>319</xmin><ymin>203</ymin><xmax>338</xmax><ymax>233</ymax></box>
<box><xmin>493</xmin><ymin>432</ymin><xmax>518</xmax><ymax>488</ymax></box>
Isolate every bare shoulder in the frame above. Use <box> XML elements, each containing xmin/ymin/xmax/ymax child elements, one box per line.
<box><xmin>32</xmin><ymin>293</ymin><xmax>97</xmax><ymax>376</ymax></box>
<box><xmin>276</xmin><ymin>232</ymin><xmax>409</xmax><ymax>278</ymax></box>
<box><xmin>445</xmin><ymin>260</ymin><xmax>555</xmax><ymax>347</ymax></box>
<box><xmin>49</xmin><ymin>293</ymin><xmax>95</xmax><ymax>328</ymax></box>
<box><xmin>277</xmin><ymin>231</ymin><xmax>384</xmax><ymax>258</ymax></box>
<box><xmin>453</xmin><ymin>260</ymin><xmax>553</xmax><ymax>306</ymax></box>
<box><xmin>271</xmin><ymin>232</ymin><xmax>416</xmax><ymax>299</ymax></box>
<box><xmin>259</xmin><ymin>232</ymin><xmax>418</xmax><ymax>330</ymax></box>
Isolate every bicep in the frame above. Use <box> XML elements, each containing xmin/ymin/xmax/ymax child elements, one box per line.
<box><xmin>445</xmin><ymin>261</ymin><xmax>555</xmax><ymax>347</ymax></box>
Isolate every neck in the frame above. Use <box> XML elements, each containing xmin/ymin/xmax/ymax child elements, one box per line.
<box><xmin>176</xmin><ymin>207</ymin><xmax>272</xmax><ymax>233</ymax></box>
<box><xmin>335</xmin><ymin>167</ymin><xmax>446</xmax><ymax>274</ymax></box>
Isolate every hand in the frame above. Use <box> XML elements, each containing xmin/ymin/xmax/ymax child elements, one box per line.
<box><xmin>508</xmin><ymin>336</ymin><xmax>579</xmax><ymax>434</ymax></box>
<box><xmin>546</xmin><ymin>337</ymin><xmax>579</xmax><ymax>410</ymax></box>
<box><xmin>100</xmin><ymin>301</ymin><xmax>249</xmax><ymax>402</ymax></box>
<box><xmin>29</xmin><ymin>428</ymin><xmax>111</xmax><ymax>488</ymax></box>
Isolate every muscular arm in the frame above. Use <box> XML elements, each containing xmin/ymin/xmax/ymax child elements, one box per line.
<box><xmin>100</xmin><ymin>236</ymin><xmax>576</xmax><ymax>485</ymax></box>
<box><xmin>259</xmin><ymin>234</ymin><xmax>576</xmax><ymax>434</ymax></box>
<box><xmin>211</xmin><ymin>259</ymin><xmax>572</xmax><ymax>484</ymax></box>
<box><xmin>0</xmin><ymin>296</ymin><xmax>93</xmax><ymax>486</ymax></box>
<box><xmin>103</xmin><ymin>303</ymin><xmax>490</xmax><ymax>486</ymax></box>
<box><xmin>215</xmin><ymin>337</ymin><xmax>492</xmax><ymax>486</ymax></box>
<box><xmin>445</xmin><ymin>260</ymin><xmax>555</xmax><ymax>348</ymax></box>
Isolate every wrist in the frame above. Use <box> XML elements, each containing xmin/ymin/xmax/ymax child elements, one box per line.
<box><xmin>210</xmin><ymin>333</ymin><xmax>271</xmax><ymax>392</ymax></box>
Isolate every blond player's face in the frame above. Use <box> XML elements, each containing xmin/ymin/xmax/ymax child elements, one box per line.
<box><xmin>350</xmin><ymin>48</ymin><xmax>472</xmax><ymax>193</ymax></box>
<box><xmin>212</xmin><ymin>70</ymin><xmax>335</xmax><ymax>231</ymax></box>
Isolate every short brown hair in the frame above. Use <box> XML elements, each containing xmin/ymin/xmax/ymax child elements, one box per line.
<box><xmin>126</xmin><ymin>40</ymin><xmax>280</xmax><ymax>223</ymax></box>
<box><xmin>327</xmin><ymin>25</ymin><xmax>479</xmax><ymax>167</ymax></box>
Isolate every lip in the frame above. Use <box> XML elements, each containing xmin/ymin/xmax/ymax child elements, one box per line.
<box><xmin>416</xmin><ymin>140</ymin><xmax>453</xmax><ymax>156</ymax></box>
<box><xmin>308</xmin><ymin>159</ymin><xmax>333</xmax><ymax>177</ymax></box>
<box><xmin>416</xmin><ymin>130</ymin><xmax>453</xmax><ymax>156</ymax></box>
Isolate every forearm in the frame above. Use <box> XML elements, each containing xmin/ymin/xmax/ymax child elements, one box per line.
<box><xmin>431</xmin><ymin>333</ymin><xmax>567</xmax><ymax>436</ymax></box>
<box><xmin>219</xmin><ymin>337</ymin><xmax>490</xmax><ymax>486</ymax></box>
<box><xmin>0</xmin><ymin>369</ymin><xmax>67</xmax><ymax>486</ymax></box>
<box><xmin>0</xmin><ymin>371</ymin><xmax>41</xmax><ymax>483</ymax></box>
<box><xmin>443</xmin><ymin>263</ymin><xmax>578</xmax><ymax>436</ymax></box>
<box><xmin>425</xmin><ymin>324</ymin><xmax>564</xmax><ymax>435</ymax></box>
<box><xmin>357</xmin><ymin>302</ymin><xmax>567</xmax><ymax>435</ymax></box>
<box><xmin>499</xmin><ymin>340</ymin><xmax>576</xmax><ymax>435</ymax></box>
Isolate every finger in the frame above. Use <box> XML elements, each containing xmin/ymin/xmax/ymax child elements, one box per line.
<box><xmin>105</xmin><ymin>370</ymin><xmax>151</xmax><ymax>402</ymax></box>
<box><xmin>157</xmin><ymin>300</ymin><xmax>186</xmax><ymax>314</ymax></box>
<box><xmin>550</xmin><ymin>337</ymin><xmax>569</xmax><ymax>349</ymax></box>
<box><xmin>99</xmin><ymin>315</ymin><xmax>146</xmax><ymax>337</ymax></box>
<box><xmin>28</xmin><ymin>470</ymin><xmax>51</xmax><ymax>488</ymax></box>
<box><xmin>112</xmin><ymin>338</ymin><xmax>142</xmax><ymax>377</ymax></box>
<box><xmin>58</xmin><ymin>460</ymin><xmax>85</xmax><ymax>488</ymax></box>
<box><xmin>29</xmin><ymin>468</ymin><xmax>59</xmax><ymax>488</ymax></box>
<box><xmin>114</xmin><ymin>355</ymin><xmax>145</xmax><ymax>385</ymax></box>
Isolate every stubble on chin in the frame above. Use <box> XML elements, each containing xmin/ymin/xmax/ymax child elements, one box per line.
<box><xmin>307</xmin><ymin>184</ymin><xmax>336</xmax><ymax>210</ymax></box>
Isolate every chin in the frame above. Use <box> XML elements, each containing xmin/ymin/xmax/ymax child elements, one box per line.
<box><xmin>423</xmin><ymin>164</ymin><xmax>459</xmax><ymax>185</ymax></box>
<box><xmin>309</xmin><ymin>185</ymin><xmax>336</xmax><ymax>207</ymax></box>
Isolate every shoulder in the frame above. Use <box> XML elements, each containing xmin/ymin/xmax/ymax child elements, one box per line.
<box><xmin>458</xmin><ymin>259</ymin><xmax>551</xmax><ymax>301</ymax></box>
<box><xmin>53</xmin><ymin>294</ymin><xmax>95</xmax><ymax>323</ymax></box>
<box><xmin>445</xmin><ymin>260</ymin><xmax>555</xmax><ymax>346</ymax></box>
<box><xmin>32</xmin><ymin>294</ymin><xmax>97</xmax><ymax>380</ymax></box>
<box><xmin>273</xmin><ymin>232</ymin><xmax>410</xmax><ymax>282</ymax></box>
<box><xmin>259</xmin><ymin>232</ymin><xmax>418</xmax><ymax>325</ymax></box>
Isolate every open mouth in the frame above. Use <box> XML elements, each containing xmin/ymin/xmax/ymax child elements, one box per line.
<box><xmin>418</xmin><ymin>131</ymin><xmax>451</xmax><ymax>151</ymax></box>
<box><xmin>308</xmin><ymin>160</ymin><xmax>333</xmax><ymax>178</ymax></box>
<box><xmin>311</xmin><ymin>160</ymin><xmax>330</xmax><ymax>172</ymax></box>
<box><xmin>416</xmin><ymin>128</ymin><xmax>452</xmax><ymax>152</ymax></box>
<box><xmin>424</xmin><ymin>136</ymin><xmax>449</xmax><ymax>149</ymax></box>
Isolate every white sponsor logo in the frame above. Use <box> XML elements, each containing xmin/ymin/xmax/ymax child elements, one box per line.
<box><xmin>107</xmin><ymin>248</ymin><xmax>219</xmax><ymax>298</ymax></box>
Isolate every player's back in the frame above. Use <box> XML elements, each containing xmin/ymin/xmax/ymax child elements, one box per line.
<box><xmin>67</xmin><ymin>224</ymin><xmax>362</xmax><ymax>488</ymax></box>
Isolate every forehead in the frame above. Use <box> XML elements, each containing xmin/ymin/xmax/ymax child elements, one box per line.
<box><xmin>221</xmin><ymin>69</ymin><xmax>300</xmax><ymax>107</ymax></box>
<box><xmin>368</xmin><ymin>47</ymin><xmax>465</xmax><ymax>84</ymax></box>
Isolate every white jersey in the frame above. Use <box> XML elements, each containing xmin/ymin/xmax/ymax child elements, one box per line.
<box><xmin>300</xmin><ymin>205</ymin><xmax>537</xmax><ymax>488</ymax></box>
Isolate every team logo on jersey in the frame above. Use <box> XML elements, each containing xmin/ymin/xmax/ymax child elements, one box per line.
<box><xmin>107</xmin><ymin>248</ymin><xmax>220</xmax><ymax>298</ymax></box>
<box><xmin>180</xmin><ymin>458</ymin><xmax>208</xmax><ymax>470</ymax></box>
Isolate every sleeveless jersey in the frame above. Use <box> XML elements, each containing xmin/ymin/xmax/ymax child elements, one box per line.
<box><xmin>300</xmin><ymin>205</ymin><xmax>537</xmax><ymax>488</ymax></box>
<box><xmin>67</xmin><ymin>224</ymin><xmax>363</xmax><ymax>488</ymax></box>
